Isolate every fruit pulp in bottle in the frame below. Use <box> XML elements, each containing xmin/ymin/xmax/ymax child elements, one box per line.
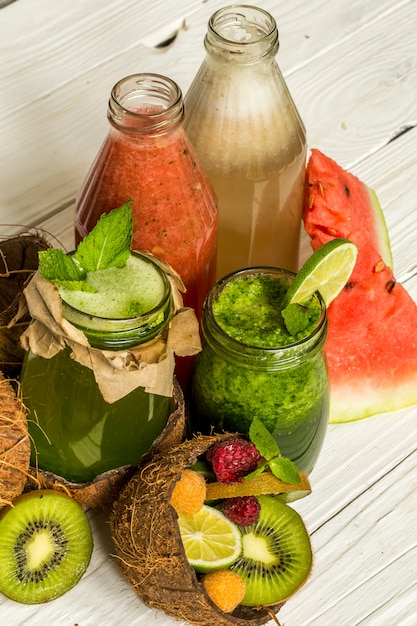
<box><xmin>208</xmin><ymin>154</ymin><xmax>305</xmax><ymax>279</ymax></box>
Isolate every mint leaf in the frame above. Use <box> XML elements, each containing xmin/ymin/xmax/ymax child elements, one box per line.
<box><xmin>269</xmin><ymin>457</ymin><xmax>300</xmax><ymax>484</ymax></box>
<box><xmin>74</xmin><ymin>201</ymin><xmax>133</xmax><ymax>272</ymax></box>
<box><xmin>39</xmin><ymin>249</ymin><xmax>86</xmax><ymax>282</ymax></box>
<box><xmin>281</xmin><ymin>302</ymin><xmax>311</xmax><ymax>335</ymax></box>
<box><xmin>249</xmin><ymin>417</ymin><xmax>281</xmax><ymax>461</ymax></box>
<box><xmin>243</xmin><ymin>461</ymin><xmax>269</xmax><ymax>481</ymax></box>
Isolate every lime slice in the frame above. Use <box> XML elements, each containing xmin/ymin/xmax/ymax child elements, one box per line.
<box><xmin>177</xmin><ymin>505</ymin><xmax>242</xmax><ymax>573</ymax></box>
<box><xmin>285</xmin><ymin>238</ymin><xmax>358</xmax><ymax>307</ymax></box>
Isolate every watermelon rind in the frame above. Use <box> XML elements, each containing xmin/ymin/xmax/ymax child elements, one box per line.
<box><xmin>304</xmin><ymin>149</ymin><xmax>417</xmax><ymax>423</ymax></box>
<box><xmin>366</xmin><ymin>186</ymin><xmax>393</xmax><ymax>270</ymax></box>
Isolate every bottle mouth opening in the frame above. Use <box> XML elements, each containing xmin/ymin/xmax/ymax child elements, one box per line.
<box><xmin>207</xmin><ymin>5</ymin><xmax>279</xmax><ymax>55</ymax></box>
<box><xmin>108</xmin><ymin>73</ymin><xmax>184</xmax><ymax>133</ymax></box>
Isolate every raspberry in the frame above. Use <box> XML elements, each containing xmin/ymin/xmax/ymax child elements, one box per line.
<box><xmin>207</xmin><ymin>439</ymin><xmax>261</xmax><ymax>483</ymax></box>
<box><xmin>201</xmin><ymin>570</ymin><xmax>246</xmax><ymax>613</ymax></box>
<box><xmin>170</xmin><ymin>469</ymin><xmax>206</xmax><ymax>515</ymax></box>
<box><xmin>222</xmin><ymin>496</ymin><xmax>261</xmax><ymax>526</ymax></box>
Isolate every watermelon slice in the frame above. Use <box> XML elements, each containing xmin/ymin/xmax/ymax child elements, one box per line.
<box><xmin>304</xmin><ymin>149</ymin><xmax>393</xmax><ymax>280</ymax></box>
<box><xmin>304</xmin><ymin>149</ymin><xmax>417</xmax><ymax>422</ymax></box>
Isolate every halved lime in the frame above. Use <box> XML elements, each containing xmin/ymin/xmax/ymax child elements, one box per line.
<box><xmin>285</xmin><ymin>238</ymin><xmax>358</xmax><ymax>307</ymax></box>
<box><xmin>177</xmin><ymin>505</ymin><xmax>242</xmax><ymax>573</ymax></box>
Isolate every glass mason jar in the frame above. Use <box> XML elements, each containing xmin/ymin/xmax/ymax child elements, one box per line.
<box><xmin>184</xmin><ymin>5</ymin><xmax>307</xmax><ymax>280</ymax></box>
<box><xmin>189</xmin><ymin>268</ymin><xmax>329</xmax><ymax>474</ymax></box>
<box><xmin>21</xmin><ymin>253</ymin><xmax>176</xmax><ymax>484</ymax></box>
<box><xmin>74</xmin><ymin>73</ymin><xmax>218</xmax><ymax>320</ymax></box>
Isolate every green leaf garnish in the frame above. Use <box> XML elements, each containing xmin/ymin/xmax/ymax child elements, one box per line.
<box><xmin>38</xmin><ymin>202</ymin><xmax>134</xmax><ymax>291</ymax></box>
<box><xmin>247</xmin><ymin>416</ymin><xmax>301</xmax><ymax>484</ymax></box>
<box><xmin>39</xmin><ymin>249</ymin><xmax>86</xmax><ymax>282</ymax></box>
<box><xmin>74</xmin><ymin>201</ymin><xmax>133</xmax><ymax>271</ymax></box>
<box><xmin>268</xmin><ymin>456</ymin><xmax>301</xmax><ymax>484</ymax></box>
<box><xmin>281</xmin><ymin>302</ymin><xmax>312</xmax><ymax>335</ymax></box>
<box><xmin>249</xmin><ymin>417</ymin><xmax>281</xmax><ymax>461</ymax></box>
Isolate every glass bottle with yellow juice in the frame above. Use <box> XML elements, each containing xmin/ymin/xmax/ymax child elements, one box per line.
<box><xmin>184</xmin><ymin>5</ymin><xmax>306</xmax><ymax>278</ymax></box>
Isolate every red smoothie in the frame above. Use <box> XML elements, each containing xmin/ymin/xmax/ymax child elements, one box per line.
<box><xmin>75</xmin><ymin>121</ymin><xmax>217</xmax><ymax>317</ymax></box>
<box><xmin>75</xmin><ymin>77</ymin><xmax>218</xmax><ymax>322</ymax></box>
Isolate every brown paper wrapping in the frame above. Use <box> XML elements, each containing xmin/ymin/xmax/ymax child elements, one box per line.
<box><xmin>19</xmin><ymin>256</ymin><xmax>201</xmax><ymax>403</ymax></box>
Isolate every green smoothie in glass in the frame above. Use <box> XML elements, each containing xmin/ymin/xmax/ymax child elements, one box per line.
<box><xmin>189</xmin><ymin>267</ymin><xmax>329</xmax><ymax>474</ymax></box>
<box><xmin>21</xmin><ymin>205</ymin><xmax>176</xmax><ymax>483</ymax></box>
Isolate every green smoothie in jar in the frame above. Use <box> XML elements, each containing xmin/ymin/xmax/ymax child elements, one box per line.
<box><xmin>21</xmin><ymin>204</ymin><xmax>180</xmax><ymax>484</ymax></box>
<box><xmin>189</xmin><ymin>267</ymin><xmax>329</xmax><ymax>474</ymax></box>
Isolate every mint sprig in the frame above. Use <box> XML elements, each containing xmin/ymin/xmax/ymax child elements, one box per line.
<box><xmin>75</xmin><ymin>201</ymin><xmax>133</xmax><ymax>271</ymax></box>
<box><xmin>39</xmin><ymin>201</ymin><xmax>133</xmax><ymax>291</ymax></box>
<box><xmin>246</xmin><ymin>417</ymin><xmax>301</xmax><ymax>484</ymax></box>
<box><xmin>38</xmin><ymin>248</ymin><xmax>86</xmax><ymax>283</ymax></box>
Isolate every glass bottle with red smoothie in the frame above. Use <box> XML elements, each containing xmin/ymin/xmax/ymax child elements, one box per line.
<box><xmin>74</xmin><ymin>73</ymin><xmax>218</xmax><ymax>322</ymax></box>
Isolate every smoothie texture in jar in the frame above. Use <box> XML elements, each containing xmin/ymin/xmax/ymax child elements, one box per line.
<box><xmin>21</xmin><ymin>250</ymin><xmax>176</xmax><ymax>484</ymax></box>
<box><xmin>184</xmin><ymin>6</ymin><xmax>306</xmax><ymax>279</ymax></box>
<box><xmin>189</xmin><ymin>268</ymin><xmax>329</xmax><ymax>474</ymax></box>
<box><xmin>75</xmin><ymin>74</ymin><xmax>218</xmax><ymax>319</ymax></box>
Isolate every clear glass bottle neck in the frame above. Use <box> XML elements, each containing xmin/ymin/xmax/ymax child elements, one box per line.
<box><xmin>201</xmin><ymin>268</ymin><xmax>327</xmax><ymax>371</ymax></box>
<box><xmin>62</xmin><ymin>253</ymin><xmax>172</xmax><ymax>350</ymax></box>
<box><xmin>204</xmin><ymin>5</ymin><xmax>279</xmax><ymax>64</ymax></box>
<box><xmin>107</xmin><ymin>73</ymin><xmax>184</xmax><ymax>136</ymax></box>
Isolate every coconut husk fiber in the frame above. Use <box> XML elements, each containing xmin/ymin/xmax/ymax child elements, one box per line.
<box><xmin>0</xmin><ymin>233</ymin><xmax>49</xmax><ymax>377</ymax></box>
<box><xmin>110</xmin><ymin>434</ymin><xmax>284</xmax><ymax>626</ymax></box>
<box><xmin>25</xmin><ymin>378</ymin><xmax>186</xmax><ymax>510</ymax></box>
<box><xmin>0</xmin><ymin>374</ymin><xmax>30</xmax><ymax>508</ymax></box>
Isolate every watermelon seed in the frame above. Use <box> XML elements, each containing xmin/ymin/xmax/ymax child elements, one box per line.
<box><xmin>374</xmin><ymin>260</ymin><xmax>385</xmax><ymax>273</ymax></box>
<box><xmin>308</xmin><ymin>194</ymin><xmax>314</xmax><ymax>209</ymax></box>
<box><xmin>318</xmin><ymin>182</ymin><xmax>325</xmax><ymax>197</ymax></box>
<box><xmin>344</xmin><ymin>184</ymin><xmax>351</xmax><ymax>197</ymax></box>
<box><xmin>385</xmin><ymin>280</ymin><xmax>396</xmax><ymax>293</ymax></box>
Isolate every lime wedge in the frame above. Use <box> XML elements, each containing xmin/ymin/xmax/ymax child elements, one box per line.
<box><xmin>177</xmin><ymin>505</ymin><xmax>242</xmax><ymax>573</ymax></box>
<box><xmin>285</xmin><ymin>238</ymin><xmax>358</xmax><ymax>307</ymax></box>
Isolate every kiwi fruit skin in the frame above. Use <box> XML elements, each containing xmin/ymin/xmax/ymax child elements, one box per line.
<box><xmin>0</xmin><ymin>489</ymin><xmax>93</xmax><ymax>604</ymax></box>
<box><xmin>230</xmin><ymin>495</ymin><xmax>312</xmax><ymax>606</ymax></box>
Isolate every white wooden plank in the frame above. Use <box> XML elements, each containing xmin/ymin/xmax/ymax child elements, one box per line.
<box><xmin>286</xmin><ymin>0</ymin><xmax>417</xmax><ymax>169</ymax></box>
<box><xmin>279</xmin><ymin>448</ymin><xmax>417</xmax><ymax>625</ymax></box>
<box><xmin>1</xmin><ymin>0</ymin><xmax>413</xmax><ymax>232</ymax></box>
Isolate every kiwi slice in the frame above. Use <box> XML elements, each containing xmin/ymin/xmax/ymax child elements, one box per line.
<box><xmin>230</xmin><ymin>495</ymin><xmax>312</xmax><ymax>606</ymax></box>
<box><xmin>0</xmin><ymin>489</ymin><xmax>93</xmax><ymax>604</ymax></box>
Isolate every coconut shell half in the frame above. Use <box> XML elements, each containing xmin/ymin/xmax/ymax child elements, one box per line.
<box><xmin>0</xmin><ymin>374</ymin><xmax>31</xmax><ymax>508</ymax></box>
<box><xmin>110</xmin><ymin>434</ymin><xmax>284</xmax><ymax>626</ymax></box>
<box><xmin>0</xmin><ymin>233</ymin><xmax>50</xmax><ymax>377</ymax></box>
<box><xmin>26</xmin><ymin>378</ymin><xmax>186</xmax><ymax>510</ymax></box>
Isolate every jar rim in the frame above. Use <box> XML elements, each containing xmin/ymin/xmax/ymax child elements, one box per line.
<box><xmin>206</xmin><ymin>4</ymin><xmax>279</xmax><ymax>58</ymax></box>
<box><xmin>204</xmin><ymin>266</ymin><xmax>327</xmax><ymax>359</ymax></box>
<box><xmin>61</xmin><ymin>251</ymin><xmax>172</xmax><ymax>347</ymax></box>
<box><xmin>108</xmin><ymin>73</ymin><xmax>184</xmax><ymax>134</ymax></box>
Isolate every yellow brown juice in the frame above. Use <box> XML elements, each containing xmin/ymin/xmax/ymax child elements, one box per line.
<box><xmin>184</xmin><ymin>5</ymin><xmax>307</xmax><ymax>278</ymax></box>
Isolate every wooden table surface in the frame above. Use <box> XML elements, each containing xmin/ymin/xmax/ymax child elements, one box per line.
<box><xmin>1</xmin><ymin>1</ymin><xmax>416</xmax><ymax>624</ymax></box>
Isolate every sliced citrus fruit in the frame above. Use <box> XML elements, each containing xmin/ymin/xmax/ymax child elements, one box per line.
<box><xmin>205</xmin><ymin>470</ymin><xmax>311</xmax><ymax>503</ymax></box>
<box><xmin>284</xmin><ymin>238</ymin><xmax>358</xmax><ymax>307</ymax></box>
<box><xmin>177</xmin><ymin>505</ymin><xmax>242</xmax><ymax>573</ymax></box>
